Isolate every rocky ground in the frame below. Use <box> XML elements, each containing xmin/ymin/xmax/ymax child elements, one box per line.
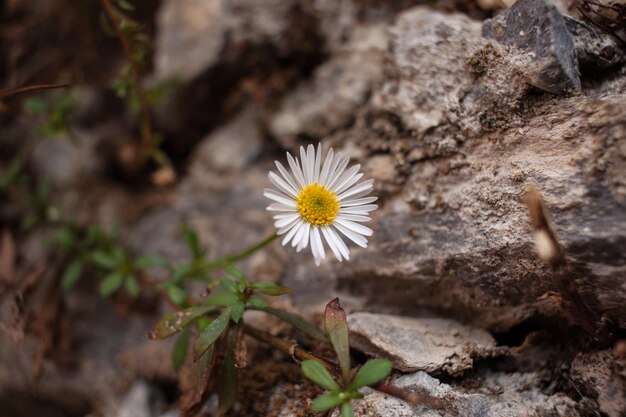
<box><xmin>1</xmin><ymin>0</ymin><xmax>625</xmax><ymax>416</ymax></box>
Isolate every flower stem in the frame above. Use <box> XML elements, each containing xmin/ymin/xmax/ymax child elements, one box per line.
<box><xmin>206</xmin><ymin>233</ymin><xmax>279</xmax><ymax>269</ymax></box>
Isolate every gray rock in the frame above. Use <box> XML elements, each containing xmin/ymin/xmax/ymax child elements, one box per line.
<box><xmin>371</xmin><ymin>9</ymin><xmax>483</xmax><ymax>136</ymax></box>
<box><xmin>153</xmin><ymin>0</ymin><xmax>296</xmax><ymax>83</ymax></box>
<box><xmin>31</xmin><ymin>130</ymin><xmax>102</xmax><ymax>188</ymax></box>
<box><xmin>343</xmin><ymin>370</ymin><xmax>578</xmax><ymax>417</ymax></box>
<box><xmin>480</xmin><ymin>372</ymin><xmax>580</xmax><ymax>417</ymax></box>
<box><xmin>348</xmin><ymin>313</ymin><xmax>501</xmax><ymax>375</ymax></box>
<box><xmin>153</xmin><ymin>0</ymin><xmax>224</xmax><ymax>83</ymax></box>
<box><xmin>113</xmin><ymin>381</ymin><xmax>151</xmax><ymax>417</ymax></box>
<box><xmin>269</xmin><ymin>24</ymin><xmax>387</xmax><ymax>148</ymax></box>
<box><xmin>482</xmin><ymin>0</ymin><xmax>581</xmax><ymax>94</ymax></box>
<box><xmin>191</xmin><ymin>106</ymin><xmax>263</xmax><ymax>173</ymax></box>
<box><xmin>564</xmin><ymin>16</ymin><xmax>624</xmax><ymax>74</ymax></box>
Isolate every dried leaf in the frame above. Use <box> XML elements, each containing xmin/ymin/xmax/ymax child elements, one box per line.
<box><xmin>180</xmin><ymin>343</ymin><xmax>215</xmax><ymax>417</ymax></box>
<box><xmin>151</xmin><ymin>305</ymin><xmax>217</xmax><ymax>339</ymax></box>
<box><xmin>217</xmin><ymin>327</ymin><xmax>238</xmax><ymax>417</ymax></box>
<box><xmin>325</xmin><ymin>298</ymin><xmax>351</xmax><ymax>382</ymax></box>
<box><xmin>0</xmin><ymin>230</ymin><xmax>15</xmax><ymax>284</ymax></box>
<box><xmin>234</xmin><ymin>323</ymin><xmax>247</xmax><ymax>369</ymax></box>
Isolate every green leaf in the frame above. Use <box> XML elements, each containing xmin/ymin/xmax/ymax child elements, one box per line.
<box><xmin>100</xmin><ymin>272</ymin><xmax>125</xmax><ymax>296</ymax></box>
<box><xmin>125</xmin><ymin>276</ymin><xmax>140</xmax><ymax>297</ymax></box>
<box><xmin>172</xmin><ymin>263</ymin><xmax>193</xmax><ymax>283</ymax></box>
<box><xmin>55</xmin><ymin>227</ymin><xmax>75</xmax><ymax>251</ymax></box>
<box><xmin>249</xmin><ymin>306</ymin><xmax>327</xmax><ymax>341</ymax></box>
<box><xmin>348</xmin><ymin>359</ymin><xmax>393</xmax><ymax>389</ymax></box>
<box><xmin>247</xmin><ymin>296</ymin><xmax>268</xmax><ymax>308</ymax></box>
<box><xmin>91</xmin><ymin>251</ymin><xmax>118</xmax><ymax>269</ymax></box>
<box><xmin>312</xmin><ymin>392</ymin><xmax>343</xmax><ymax>410</ymax></box>
<box><xmin>61</xmin><ymin>260</ymin><xmax>82</xmax><ymax>291</ymax></box>
<box><xmin>152</xmin><ymin>304</ymin><xmax>217</xmax><ymax>339</ymax></box>
<box><xmin>167</xmin><ymin>285</ymin><xmax>186</xmax><ymax>306</ymax></box>
<box><xmin>206</xmin><ymin>288</ymin><xmax>239</xmax><ymax>307</ymax></box>
<box><xmin>230</xmin><ymin>301</ymin><xmax>245</xmax><ymax>323</ymax></box>
<box><xmin>194</xmin><ymin>308</ymin><xmax>231</xmax><ymax>361</ymax></box>
<box><xmin>134</xmin><ymin>254</ymin><xmax>169</xmax><ymax>269</ymax></box>
<box><xmin>301</xmin><ymin>360</ymin><xmax>340</xmax><ymax>392</ymax></box>
<box><xmin>111</xmin><ymin>247</ymin><xmax>127</xmax><ymax>263</ymax></box>
<box><xmin>217</xmin><ymin>327</ymin><xmax>238</xmax><ymax>416</ymax></box>
<box><xmin>220</xmin><ymin>278</ymin><xmax>238</xmax><ymax>294</ymax></box>
<box><xmin>182</xmin><ymin>223</ymin><xmax>203</xmax><ymax>259</ymax></box>
<box><xmin>325</xmin><ymin>298</ymin><xmax>351</xmax><ymax>382</ymax></box>
<box><xmin>341</xmin><ymin>402</ymin><xmax>355</xmax><ymax>417</ymax></box>
<box><xmin>252</xmin><ymin>281</ymin><xmax>291</xmax><ymax>296</ymax></box>
<box><xmin>224</xmin><ymin>264</ymin><xmax>245</xmax><ymax>281</ymax></box>
<box><xmin>172</xmin><ymin>326</ymin><xmax>191</xmax><ymax>371</ymax></box>
<box><xmin>115</xmin><ymin>0</ymin><xmax>135</xmax><ymax>11</ymax></box>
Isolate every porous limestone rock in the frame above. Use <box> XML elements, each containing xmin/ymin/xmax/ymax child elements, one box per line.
<box><xmin>348</xmin><ymin>312</ymin><xmax>501</xmax><ymax>375</ymax></box>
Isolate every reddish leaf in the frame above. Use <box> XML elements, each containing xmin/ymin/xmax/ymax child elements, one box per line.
<box><xmin>324</xmin><ymin>298</ymin><xmax>351</xmax><ymax>383</ymax></box>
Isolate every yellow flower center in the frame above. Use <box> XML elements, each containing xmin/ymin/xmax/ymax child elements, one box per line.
<box><xmin>296</xmin><ymin>183</ymin><xmax>340</xmax><ymax>226</ymax></box>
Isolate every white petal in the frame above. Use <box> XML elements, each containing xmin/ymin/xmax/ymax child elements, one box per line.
<box><xmin>335</xmin><ymin>218</ymin><xmax>373</xmax><ymax>236</ymax></box>
<box><xmin>321</xmin><ymin>226</ymin><xmax>343</xmax><ymax>262</ymax></box>
<box><xmin>269</xmin><ymin>171</ymin><xmax>298</xmax><ymax>197</ymax></box>
<box><xmin>326</xmin><ymin>155</ymin><xmax>350</xmax><ymax>188</ymax></box>
<box><xmin>340</xmin><ymin>196</ymin><xmax>378</xmax><ymax>207</ymax></box>
<box><xmin>333</xmin><ymin>223</ymin><xmax>368</xmax><ymax>248</ymax></box>
<box><xmin>305</xmin><ymin>144</ymin><xmax>315</xmax><ymax>184</ymax></box>
<box><xmin>336</xmin><ymin>179</ymin><xmax>374</xmax><ymax>201</ymax></box>
<box><xmin>267</xmin><ymin>203</ymin><xmax>297</xmax><ymax>212</ymax></box>
<box><xmin>314</xmin><ymin>256</ymin><xmax>322</xmax><ymax>266</ymax></box>
<box><xmin>313</xmin><ymin>143</ymin><xmax>322</xmax><ymax>183</ymax></box>
<box><xmin>318</xmin><ymin>148</ymin><xmax>334</xmax><ymax>185</ymax></box>
<box><xmin>273</xmin><ymin>212</ymin><xmax>298</xmax><ymax>219</ymax></box>
<box><xmin>287</xmin><ymin>152</ymin><xmax>306</xmax><ymax>188</ymax></box>
<box><xmin>337</xmin><ymin>213</ymin><xmax>370</xmax><ymax>223</ymax></box>
<box><xmin>264</xmin><ymin>189</ymin><xmax>296</xmax><ymax>207</ymax></box>
<box><xmin>277</xmin><ymin>219</ymin><xmax>299</xmax><ymax>235</ymax></box>
<box><xmin>296</xmin><ymin>223</ymin><xmax>311</xmax><ymax>252</ymax></box>
<box><xmin>282</xmin><ymin>220</ymin><xmax>303</xmax><ymax>245</ymax></box>
<box><xmin>327</xmin><ymin>226</ymin><xmax>350</xmax><ymax>260</ymax></box>
<box><xmin>331</xmin><ymin>167</ymin><xmax>362</xmax><ymax>194</ymax></box>
<box><xmin>293</xmin><ymin>221</ymin><xmax>310</xmax><ymax>248</ymax></box>
<box><xmin>275</xmin><ymin>161</ymin><xmax>300</xmax><ymax>193</ymax></box>
<box><xmin>311</xmin><ymin>226</ymin><xmax>325</xmax><ymax>260</ymax></box>
<box><xmin>275</xmin><ymin>213</ymin><xmax>300</xmax><ymax>228</ymax></box>
<box><xmin>339</xmin><ymin>204</ymin><xmax>378</xmax><ymax>214</ymax></box>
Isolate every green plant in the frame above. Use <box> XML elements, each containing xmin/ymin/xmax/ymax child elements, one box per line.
<box><xmin>23</xmin><ymin>91</ymin><xmax>77</xmax><ymax>137</ymax></box>
<box><xmin>22</xmin><ymin>181</ymin><xmax>60</xmax><ymax>230</ymax></box>
<box><xmin>101</xmin><ymin>0</ymin><xmax>173</xmax><ymax>171</ymax></box>
<box><xmin>150</xmin><ymin>254</ymin><xmax>325</xmax><ymax>415</ymax></box>
<box><xmin>91</xmin><ymin>246</ymin><xmax>167</xmax><ymax>297</ymax></box>
<box><xmin>301</xmin><ymin>299</ymin><xmax>393</xmax><ymax>417</ymax></box>
<box><xmin>54</xmin><ymin>222</ymin><xmax>167</xmax><ymax>297</ymax></box>
<box><xmin>54</xmin><ymin>222</ymin><xmax>119</xmax><ymax>290</ymax></box>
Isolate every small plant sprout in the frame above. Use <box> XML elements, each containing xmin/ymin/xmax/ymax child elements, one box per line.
<box><xmin>301</xmin><ymin>299</ymin><xmax>393</xmax><ymax>417</ymax></box>
<box><xmin>91</xmin><ymin>245</ymin><xmax>168</xmax><ymax>298</ymax></box>
<box><xmin>265</xmin><ymin>144</ymin><xmax>378</xmax><ymax>266</ymax></box>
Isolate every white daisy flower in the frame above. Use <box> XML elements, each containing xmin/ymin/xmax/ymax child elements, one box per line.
<box><xmin>264</xmin><ymin>144</ymin><xmax>377</xmax><ymax>266</ymax></box>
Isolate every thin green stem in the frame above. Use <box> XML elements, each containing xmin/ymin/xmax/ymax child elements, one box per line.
<box><xmin>206</xmin><ymin>233</ymin><xmax>279</xmax><ymax>269</ymax></box>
